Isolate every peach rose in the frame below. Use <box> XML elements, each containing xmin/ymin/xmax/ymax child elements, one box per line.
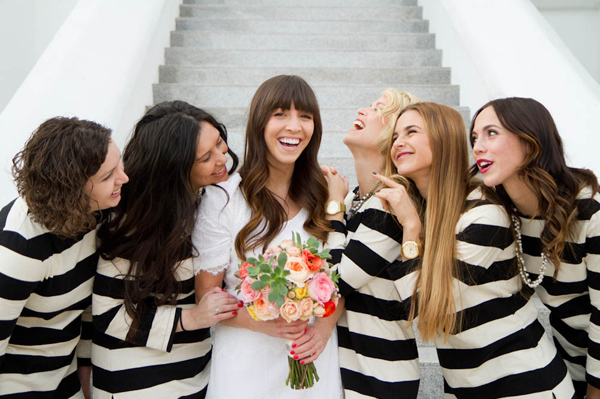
<box><xmin>253</xmin><ymin>295</ymin><xmax>279</xmax><ymax>321</ymax></box>
<box><xmin>280</xmin><ymin>298</ymin><xmax>301</xmax><ymax>323</ymax></box>
<box><xmin>302</xmin><ymin>250</ymin><xmax>323</xmax><ymax>272</ymax></box>
<box><xmin>284</xmin><ymin>257</ymin><xmax>310</xmax><ymax>287</ymax></box>
<box><xmin>299</xmin><ymin>297</ymin><xmax>313</xmax><ymax>320</ymax></box>
<box><xmin>307</xmin><ymin>272</ymin><xmax>335</xmax><ymax>305</ymax></box>
<box><xmin>241</xmin><ymin>277</ymin><xmax>261</xmax><ymax>303</ymax></box>
<box><xmin>313</xmin><ymin>304</ymin><xmax>326</xmax><ymax>317</ymax></box>
<box><xmin>286</xmin><ymin>246</ymin><xmax>302</xmax><ymax>257</ymax></box>
<box><xmin>279</xmin><ymin>239</ymin><xmax>294</xmax><ymax>250</ymax></box>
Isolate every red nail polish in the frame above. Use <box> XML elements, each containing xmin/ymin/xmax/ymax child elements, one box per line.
<box><xmin>300</xmin><ymin>361</ymin><xmax>304</xmax><ymax>365</ymax></box>
<box><xmin>292</xmin><ymin>343</ymin><xmax>296</xmax><ymax>348</ymax></box>
<box><xmin>304</xmin><ymin>328</ymin><xmax>307</xmax><ymax>332</ymax></box>
<box><xmin>222</xmin><ymin>289</ymin><xmax>226</xmax><ymax>292</ymax></box>
<box><xmin>293</xmin><ymin>355</ymin><xmax>298</xmax><ymax>360</ymax></box>
<box><xmin>232</xmin><ymin>311</ymin><xmax>237</xmax><ymax>315</ymax></box>
<box><xmin>290</xmin><ymin>350</ymin><xmax>295</xmax><ymax>355</ymax></box>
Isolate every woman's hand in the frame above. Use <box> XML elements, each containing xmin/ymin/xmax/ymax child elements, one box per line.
<box><xmin>251</xmin><ymin>317</ymin><xmax>309</xmax><ymax>340</ymax></box>
<box><xmin>321</xmin><ymin>164</ymin><xmax>349</xmax><ymax>203</ymax></box>
<box><xmin>587</xmin><ymin>384</ymin><xmax>600</xmax><ymax>399</ymax></box>
<box><xmin>373</xmin><ymin>173</ymin><xmax>421</xmax><ymax>232</ymax></box>
<box><xmin>181</xmin><ymin>287</ymin><xmax>241</xmax><ymax>331</ymax></box>
<box><xmin>289</xmin><ymin>323</ymin><xmax>330</xmax><ymax>364</ymax></box>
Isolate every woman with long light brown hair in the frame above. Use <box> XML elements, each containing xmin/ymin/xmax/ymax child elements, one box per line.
<box><xmin>193</xmin><ymin>75</ymin><xmax>342</xmax><ymax>398</ymax></box>
<box><xmin>375</xmin><ymin>102</ymin><xmax>574</xmax><ymax>398</ymax></box>
<box><xmin>471</xmin><ymin>97</ymin><xmax>600</xmax><ymax>398</ymax></box>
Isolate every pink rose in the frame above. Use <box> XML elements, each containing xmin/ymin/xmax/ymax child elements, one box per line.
<box><xmin>299</xmin><ymin>297</ymin><xmax>313</xmax><ymax>320</ymax></box>
<box><xmin>253</xmin><ymin>295</ymin><xmax>279</xmax><ymax>321</ymax></box>
<box><xmin>241</xmin><ymin>277</ymin><xmax>261</xmax><ymax>303</ymax></box>
<box><xmin>284</xmin><ymin>257</ymin><xmax>310</xmax><ymax>286</ymax></box>
<box><xmin>280</xmin><ymin>299</ymin><xmax>301</xmax><ymax>323</ymax></box>
<box><xmin>307</xmin><ymin>272</ymin><xmax>335</xmax><ymax>305</ymax></box>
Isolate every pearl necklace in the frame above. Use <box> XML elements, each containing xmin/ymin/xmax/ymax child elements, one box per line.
<box><xmin>349</xmin><ymin>189</ymin><xmax>376</xmax><ymax>218</ymax></box>
<box><xmin>511</xmin><ymin>209</ymin><xmax>548</xmax><ymax>289</ymax></box>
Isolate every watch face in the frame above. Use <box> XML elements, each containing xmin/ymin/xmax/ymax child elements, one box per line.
<box><xmin>326</xmin><ymin>201</ymin><xmax>339</xmax><ymax>214</ymax></box>
<box><xmin>402</xmin><ymin>241</ymin><xmax>419</xmax><ymax>259</ymax></box>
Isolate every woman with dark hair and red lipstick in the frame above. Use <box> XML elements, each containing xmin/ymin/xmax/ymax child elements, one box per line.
<box><xmin>471</xmin><ymin>97</ymin><xmax>600</xmax><ymax>399</ymax></box>
<box><xmin>91</xmin><ymin>101</ymin><xmax>240</xmax><ymax>398</ymax></box>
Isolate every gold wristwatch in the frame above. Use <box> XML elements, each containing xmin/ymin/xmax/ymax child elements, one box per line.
<box><xmin>401</xmin><ymin>241</ymin><xmax>420</xmax><ymax>260</ymax></box>
<box><xmin>325</xmin><ymin>200</ymin><xmax>346</xmax><ymax>215</ymax></box>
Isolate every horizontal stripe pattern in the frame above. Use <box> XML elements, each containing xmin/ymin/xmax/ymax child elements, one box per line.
<box><xmin>92</xmin><ymin>257</ymin><xmax>210</xmax><ymax>398</ymax></box>
<box><xmin>392</xmin><ymin>190</ymin><xmax>575</xmax><ymax>398</ymax></box>
<box><xmin>519</xmin><ymin>188</ymin><xmax>600</xmax><ymax>397</ymax></box>
<box><xmin>328</xmin><ymin>189</ymin><xmax>419</xmax><ymax>399</ymax></box>
<box><xmin>0</xmin><ymin>197</ymin><xmax>97</xmax><ymax>398</ymax></box>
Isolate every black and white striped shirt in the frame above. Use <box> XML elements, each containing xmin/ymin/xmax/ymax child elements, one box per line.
<box><xmin>520</xmin><ymin>187</ymin><xmax>600</xmax><ymax>397</ymax></box>
<box><xmin>391</xmin><ymin>190</ymin><xmax>576</xmax><ymax>398</ymax></box>
<box><xmin>91</xmin><ymin>257</ymin><xmax>211</xmax><ymax>398</ymax></box>
<box><xmin>328</xmin><ymin>189</ymin><xmax>420</xmax><ymax>399</ymax></box>
<box><xmin>0</xmin><ymin>197</ymin><xmax>97</xmax><ymax>398</ymax></box>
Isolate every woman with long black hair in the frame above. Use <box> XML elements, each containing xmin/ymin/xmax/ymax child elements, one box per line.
<box><xmin>91</xmin><ymin>101</ymin><xmax>240</xmax><ymax>398</ymax></box>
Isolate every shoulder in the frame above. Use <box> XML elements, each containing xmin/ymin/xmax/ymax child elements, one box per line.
<box><xmin>460</xmin><ymin>187</ymin><xmax>510</xmax><ymax>227</ymax></box>
<box><xmin>199</xmin><ymin>172</ymin><xmax>244</xmax><ymax>214</ymax></box>
<box><xmin>574</xmin><ymin>186</ymin><xmax>600</xmax><ymax>221</ymax></box>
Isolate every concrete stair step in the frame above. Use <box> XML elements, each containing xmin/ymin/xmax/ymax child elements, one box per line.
<box><xmin>164</xmin><ymin>48</ymin><xmax>442</xmax><ymax>68</ymax></box>
<box><xmin>183</xmin><ymin>0</ymin><xmax>418</xmax><ymax>6</ymax></box>
<box><xmin>175</xmin><ymin>18</ymin><xmax>429</xmax><ymax>33</ymax></box>
<box><xmin>180</xmin><ymin>5</ymin><xmax>423</xmax><ymax>20</ymax></box>
<box><xmin>159</xmin><ymin>66</ymin><xmax>451</xmax><ymax>85</ymax></box>
<box><xmin>170</xmin><ymin>31</ymin><xmax>436</xmax><ymax>50</ymax></box>
<box><xmin>153</xmin><ymin>84</ymin><xmax>460</xmax><ymax>108</ymax></box>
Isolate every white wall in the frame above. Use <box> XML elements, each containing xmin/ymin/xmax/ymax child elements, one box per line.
<box><xmin>0</xmin><ymin>0</ymin><xmax>79</xmax><ymax>113</ymax></box>
<box><xmin>420</xmin><ymin>0</ymin><xmax>600</xmax><ymax>174</ymax></box>
<box><xmin>0</xmin><ymin>0</ymin><xmax>182</xmax><ymax>205</ymax></box>
<box><xmin>533</xmin><ymin>0</ymin><xmax>600</xmax><ymax>83</ymax></box>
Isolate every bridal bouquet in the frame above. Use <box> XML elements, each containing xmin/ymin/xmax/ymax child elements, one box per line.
<box><xmin>236</xmin><ymin>232</ymin><xmax>340</xmax><ymax>390</ymax></box>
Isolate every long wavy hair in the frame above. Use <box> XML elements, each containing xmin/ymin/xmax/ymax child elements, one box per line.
<box><xmin>386</xmin><ymin>102</ymin><xmax>473</xmax><ymax>341</ymax></box>
<box><xmin>469</xmin><ymin>97</ymin><xmax>599</xmax><ymax>273</ymax></box>
<box><xmin>12</xmin><ymin>117</ymin><xmax>111</xmax><ymax>238</ymax></box>
<box><xmin>99</xmin><ymin>101</ymin><xmax>238</xmax><ymax>342</ymax></box>
<box><xmin>235</xmin><ymin>75</ymin><xmax>330</xmax><ymax>259</ymax></box>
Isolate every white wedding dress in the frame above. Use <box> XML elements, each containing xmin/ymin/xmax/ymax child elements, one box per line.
<box><xmin>193</xmin><ymin>173</ymin><xmax>343</xmax><ymax>399</ymax></box>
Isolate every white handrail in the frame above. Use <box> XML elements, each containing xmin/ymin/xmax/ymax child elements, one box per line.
<box><xmin>0</xmin><ymin>0</ymin><xmax>181</xmax><ymax>205</ymax></box>
<box><xmin>420</xmin><ymin>0</ymin><xmax>600</xmax><ymax>173</ymax></box>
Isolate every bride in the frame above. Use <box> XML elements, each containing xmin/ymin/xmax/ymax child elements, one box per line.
<box><xmin>193</xmin><ymin>75</ymin><xmax>343</xmax><ymax>398</ymax></box>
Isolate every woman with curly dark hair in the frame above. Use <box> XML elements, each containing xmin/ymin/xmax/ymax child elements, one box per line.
<box><xmin>471</xmin><ymin>97</ymin><xmax>600</xmax><ymax>398</ymax></box>
<box><xmin>91</xmin><ymin>101</ymin><xmax>240</xmax><ymax>398</ymax></box>
<box><xmin>0</xmin><ymin>117</ymin><xmax>128</xmax><ymax>398</ymax></box>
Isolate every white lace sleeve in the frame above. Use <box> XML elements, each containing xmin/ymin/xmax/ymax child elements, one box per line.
<box><xmin>192</xmin><ymin>182</ymin><xmax>236</xmax><ymax>276</ymax></box>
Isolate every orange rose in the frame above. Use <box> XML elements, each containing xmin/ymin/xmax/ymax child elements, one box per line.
<box><xmin>239</xmin><ymin>261</ymin><xmax>251</xmax><ymax>279</ymax></box>
<box><xmin>323</xmin><ymin>300</ymin><xmax>336</xmax><ymax>318</ymax></box>
<box><xmin>302</xmin><ymin>250</ymin><xmax>323</xmax><ymax>272</ymax></box>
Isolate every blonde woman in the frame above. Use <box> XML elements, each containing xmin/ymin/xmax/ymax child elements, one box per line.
<box><xmin>375</xmin><ymin>102</ymin><xmax>575</xmax><ymax>398</ymax></box>
<box><xmin>324</xmin><ymin>90</ymin><xmax>421</xmax><ymax>398</ymax></box>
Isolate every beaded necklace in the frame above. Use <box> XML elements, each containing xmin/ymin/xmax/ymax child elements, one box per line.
<box><xmin>511</xmin><ymin>209</ymin><xmax>548</xmax><ymax>289</ymax></box>
<box><xmin>349</xmin><ymin>189</ymin><xmax>376</xmax><ymax>218</ymax></box>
